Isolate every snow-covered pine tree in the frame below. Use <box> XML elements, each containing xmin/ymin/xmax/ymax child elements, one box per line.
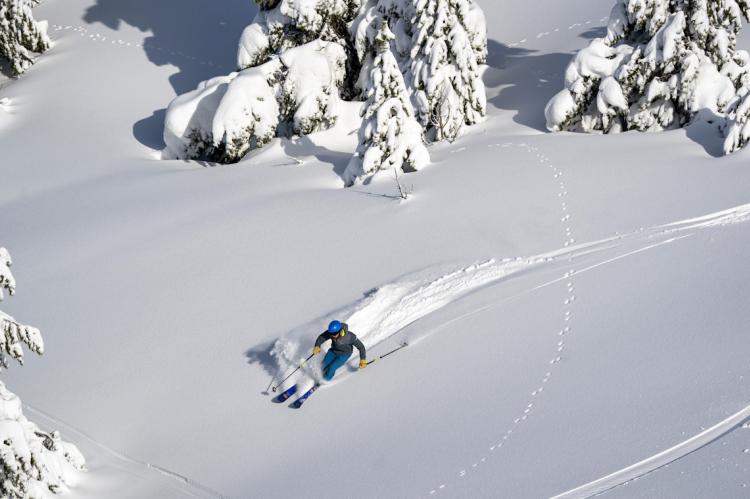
<box><xmin>409</xmin><ymin>0</ymin><xmax>487</xmax><ymax>142</ymax></box>
<box><xmin>165</xmin><ymin>0</ymin><xmax>489</xmax><ymax>178</ymax></box>
<box><xmin>343</xmin><ymin>22</ymin><xmax>428</xmax><ymax>185</ymax></box>
<box><xmin>238</xmin><ymin>0</ymin><xmax>362</xmax><ymax>93</ymax></box>
<box><xmin>0</xmin><ymin>247</ymin><xmax>86</xmax><ymax>497</ymax></box>
<box><xmin>546</xmin><ymin>0</ymin><xmax>750</xmax><ymax>134</ymax></box>
<box><xmin>0</xmin><ymin>0</ymin><xmax>51</xmax><ymax>76</ymax></box>
<box><xmin>166</xmin><ymin>1</ymin><xmax>353</xmax><ymax>163</ymax></box>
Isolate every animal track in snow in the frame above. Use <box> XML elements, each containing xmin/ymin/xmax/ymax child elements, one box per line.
<box><xmin>426</xmin><ymin>141</ymin><xmax>580</xmax><ymax>496</ymax></box>
<box><xmin>50</xmin><ymin>25</ymin><xmax>215</xmax><ymax>67</ymax></box>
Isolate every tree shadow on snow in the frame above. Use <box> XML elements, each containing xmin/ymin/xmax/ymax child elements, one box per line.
<box><xmin>0</xmin><ymin>58</ymin><xmax>15</xmax><ymax>79</ymax></box>
<box><xmin>281</xmin><ymin>134</ymin><xmax>352</xmax><ymax>179</ymax></box>
<box><xmin>133</xmin><ymin>108</ymin><xmax>166</xmax><ymax>150</ymax></box>
<box><xmin>579</xmin><ymin>26</ymin><xmax>607</xmax><ymax>39</ymax></box>
<box><xmin>685</xmin><ymin>109</ymin><xmax>728</xmax><ymax>158</ymax></box>
<box><xmin>83</xmin><ymin>0</ymin><xmax>256</xmax><ymax>151</ymax></box>
<box><xmin>484</xmin><ymin>39</ymin><xmax>572</xmax><ymax>132</ymax></box>
<box><xmin>83</xmin><ymin>0</ymin><xmax>254</xmax><ymax>93</ymax></box>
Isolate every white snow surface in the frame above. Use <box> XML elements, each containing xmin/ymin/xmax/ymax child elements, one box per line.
<box><xmin>2</xmin><ymin>0</ymin><xmax>750</xmax><ymax>498</ymax></box>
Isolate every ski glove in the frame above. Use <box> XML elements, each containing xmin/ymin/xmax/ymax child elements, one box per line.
<box><xmin>359</xmin><ymin>359</ymin><xmax>367</xmax><ymax>369</ymax></box>
<box><xmin>313</xmin><ymin>346</ymin><xmax>321</xmax><ymax>355</ymax></box>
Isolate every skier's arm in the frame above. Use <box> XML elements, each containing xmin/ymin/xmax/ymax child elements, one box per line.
<box><xmin>315</xmin><ymin>332</ymin><xmax>330</xmax><ymax>348</ymax></box>
<box><xmin>353</xmin><ymin>337</ymin><xmax>366</xmax><ymax>360</ymax></box>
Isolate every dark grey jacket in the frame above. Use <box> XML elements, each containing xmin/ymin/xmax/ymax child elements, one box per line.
<box><xmin>315</xmin><ymin>323</ymin><xmax>366</xmax><ymax>360</ymax></box>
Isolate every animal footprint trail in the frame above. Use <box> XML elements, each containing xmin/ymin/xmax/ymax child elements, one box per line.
<box><xmin>510</xmin><ymin>14</ymin><xmax>608</xmax><ymax>46</ymax></box>
<box><xmin>424</xmin><ymin>141</ymin><xmax>750</xmax><ymax>496</ymax></box>
<box><xmin>426</xmin><ymin>142</ymin><xmax>581</xmax><ymax>496</ymax></box>
<box><xmin>50</xmin><ymin>25</ymin><xmax>215</xmax><ymax>67</ymax></box>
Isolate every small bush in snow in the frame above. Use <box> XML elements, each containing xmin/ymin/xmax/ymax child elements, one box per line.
<box><xmin>546</xmin><ymin>0</ymin><xmax>750</xmax><ymax>137</ymax></box>
<box><xmin>0</xmin><ymin>247</ymin><xmax>86</xmax><ymax>497</ymax></box>
<box><xmin>0</xmin><ymin>0</ymin><xmax>51</xmax><ymax>76</ymax></box>
<box><xmin>393</xmin><ymin>167</ymin><xmax>413</xmax><ymax>199</ymax></box>
<box><xmin>163</xmin><ymin>0</ymin><xmax>487</xmax><ymax>183</ymax></box>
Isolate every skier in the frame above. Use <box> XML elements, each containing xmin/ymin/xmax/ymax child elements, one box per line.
<box><xmin>312</xmin><ymin>320</ymin><xmax>367</xmax><ymax>381</ymax></box>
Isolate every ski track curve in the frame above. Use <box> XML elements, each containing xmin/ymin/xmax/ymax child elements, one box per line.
<box><xmin>550</xmin><ymin>404</ymin><xmax>750</xmax><ymax>499</ymax></box>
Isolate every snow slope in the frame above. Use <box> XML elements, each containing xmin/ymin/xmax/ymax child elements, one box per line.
<box><xmin>1</xmin><ymin>0</ymin><xmax>750</xmax><ymax>497</ymax></box>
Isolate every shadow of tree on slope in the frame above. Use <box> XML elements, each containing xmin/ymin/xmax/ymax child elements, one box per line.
<box><xmin>484</xmin><ymin>39</ymin><xmax>571</xmax><ymax>132</ymax></box>
<box><xmin>487</xmin><ymin>35</ymin><xmax>727</xmax><ymax>157</ymax></box>
<box><xmin>281</xmin><ymin>134</ymin><xmax>352</xmax><ymax>179</ymax></box>
<box><xmin>685</xmin><ymin>109</ymin><xmax>728</xmax><ymax>158</ymax></box>
<box><xmin>579</xmin><ymin>26</ymin><xmax>607</xmax><ymax>39</ymax></box>
<box><xmin>83</xmin><ymin>0</ymin><xmax>255</xmax><ymax>93</ymax></box>
<box><xmin>84</xmin><ymin>0</ymin><xmax>257</xmax><ymax>150</ymax></box>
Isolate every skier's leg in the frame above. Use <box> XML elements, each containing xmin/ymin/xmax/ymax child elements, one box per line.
<box><xmin>321</xmin><ymin>350</ymin><xmax>336</xmax><ymax>372</ymax></box>
<box><xmin>323</xmin><ymin>353</ymin><xmax>350</xmax><ymax>381</ymax></box>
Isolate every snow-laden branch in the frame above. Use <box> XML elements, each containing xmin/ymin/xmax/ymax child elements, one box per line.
<box><xmin>0</xmin><ymin>0</ymin><xmax>52</xmax><ymax>75</ymax></box>
<box><xmin>0</xmin><ymin>247</ymin><xmax>43</xmax><ymax>369</ymax></box>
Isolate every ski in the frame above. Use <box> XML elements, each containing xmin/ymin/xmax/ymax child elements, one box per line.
<box><xmin>272</xmin><ymin>384</ymin><xmax>298</xmax><ymax>403</ymax></box>
<box><xmin>290</xmin><ymin>383</ymin><xmax>320</xmax><ymax>409</ymax></box>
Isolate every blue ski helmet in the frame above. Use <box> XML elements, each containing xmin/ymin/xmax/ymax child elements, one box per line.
<box><xmin>328</xmin><ymin>320</ymin><xmax>342</xmax><ymax>333</ymax></box>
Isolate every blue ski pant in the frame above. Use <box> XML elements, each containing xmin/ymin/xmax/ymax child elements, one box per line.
<box><xmin>321</xmin><ymin>350</ymin><xmax>350</xmax><ymax>381</ymax></box>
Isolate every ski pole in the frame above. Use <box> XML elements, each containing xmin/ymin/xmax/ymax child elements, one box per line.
<box><xmin>366</xmin><ymin>342</ymin><xmax>408</xmax><ymax>366</ymax></box>
<box><xmin>271</xmin><ymin>353</ymin><xmax>314</xmax><ymax>392</ymax></box>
